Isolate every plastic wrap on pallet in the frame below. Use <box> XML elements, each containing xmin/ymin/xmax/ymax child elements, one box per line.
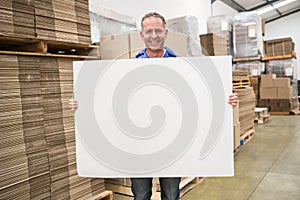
<box><xmin>207</xmin><ymin>15</ymin><xmax>233</xmax><ymax>55</ymax></box>
<box><xmin>266</xmin><ymin>58</ymin><xmax>297</xmax><ymax>79</ymax></box>
<box><xmin>267</xmin><ymin>58</ymin><xmax>298</xmax><ymax>97</ymax></box>
<box><xmin>167</xmin><ymin>16</ymin><xmax>202</xmax><ymax>57</ymax></box>
<box><xmin>233</xmin><ymin>11</ymin><xmax>263</xmax><ymax>58</ymax></box>
<box><xmin>234</xmin><ymin>61</ymin><xmax>264</xmax><ymax>76</ymax></box>
<box><xmin>89</xmin><ymin>3</ymin><xmax>137</xmax><ymax>44</ymax></box>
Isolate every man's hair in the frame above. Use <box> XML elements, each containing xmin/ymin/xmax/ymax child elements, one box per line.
<box><xmin>141</xmin><ymin>12</ymin><xmax>166</xmax><ymax>29</ymax></box>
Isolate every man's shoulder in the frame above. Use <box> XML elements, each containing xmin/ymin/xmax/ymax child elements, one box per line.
<box><xmin>132</xmin><ymin>48</ymin><xmax>147</xmax><ymax>59</ymax></box>
<box><xmin>164</xmin><ymin>46</ymin><xmax>177</xmax><ymax>58</ymax></box>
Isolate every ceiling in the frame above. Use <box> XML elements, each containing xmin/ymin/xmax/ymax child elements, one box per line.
<box><xmin>213</xmin><ymin>0</ymin><xmax>300</xmax><ymax>23</ymax></box>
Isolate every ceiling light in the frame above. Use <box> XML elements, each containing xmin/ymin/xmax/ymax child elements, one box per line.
<box><xmin>256</xmin><ymin>0</ymin><xmax>297</xmax><ymax>15</ymax></box>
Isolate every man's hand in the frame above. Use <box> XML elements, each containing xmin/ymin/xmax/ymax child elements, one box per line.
<box><xmin>69</xmin><ymin>99</ymin><xmax>78</xmax><ymax>112</ymax></box>
<box><xmin>227</xmin><ymin>93</ymin><xmax>238</xmax><ymax>108</ymax></box>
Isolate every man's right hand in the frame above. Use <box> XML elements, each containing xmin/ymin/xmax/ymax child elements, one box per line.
<box><xmin>69</xmin><ymin>99</ymin><xmax>78</xmax><ymax>112</ymax></box>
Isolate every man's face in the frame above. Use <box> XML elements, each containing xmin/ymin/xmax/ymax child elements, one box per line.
<box><xmin>140</xmin><ymin>16</ymin><xmax>168</xmax><ymax>51</ymax></box>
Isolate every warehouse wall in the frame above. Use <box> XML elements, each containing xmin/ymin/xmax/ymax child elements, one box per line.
<box><xmin>265</xmin><ymin>12</ymin><xmax>300</xmax><ymax>80</ymax></box>
<box><xmin>89</xmin><ymin>0</ymin><xmax>211</xmax><ymax>34</ymax></box>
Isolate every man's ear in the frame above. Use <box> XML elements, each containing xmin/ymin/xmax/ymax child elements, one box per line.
<box><xmin>165</xmin><ymin>28</ymin><xmax>168</xmax><ymax>37</ymax></box>
<box><xmin>140</xmin><ymin>31</ymin><xmax>144</xmax><ymax>38</ymax></box>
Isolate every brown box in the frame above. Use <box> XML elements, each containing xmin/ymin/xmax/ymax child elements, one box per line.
<box><xmin>234</xmin><ymin>122</ymin><xmax>240</xmax><ymax>151</ymax></box>
<box><xmin>260</xmin><ymin>87</ymin><xmax>277</xmax><ymax>99</ymax></box>
<box><xmin>273</xmin><ymin>77</ymin><xmax>290</xmax><ymax>88</ymax></box>
<box><xmin>100</xmin><ymin>33</ymin><xmax>130</xmax><ymax>59</ymax></box>
<box><xmin>264</xmin><ymin>37</ymin><xmax>294</xmax><ymax>56</ymax></box>
<box><xmin>260</xmin><ymin>74</ymin><xmax>276</xmax><ymax>87</ymax></box>
<box><xmin>233</xmin><ymin>101</ymin><xmax>239</xmax><ymax>124</ymax></box>
<box><xmin>277</xmin><ymin>86</ymin><xmax>293</xmax><ymax>99</ymax></box>
<box><xmin>200</xmin><ymin>33</ymin><xmax>228</xmax><ymax>56</ymax></box>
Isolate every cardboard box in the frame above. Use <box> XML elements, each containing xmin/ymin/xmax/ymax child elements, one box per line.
<box><xmin>165</xmin><ymin>30</ymin><xmax>188</xmax><ymax>57</ymax></box>
<box><xmin>277</xmin><ymin>86</ymin><xmax>293</xmax><ymax>99</ymax></box>
<box><xmin>273</xmin><ymin>77</ymin><xmax>290</xmax><ymax>88</ymax></box>
<box><xmin>260</xmin><ymin>87</ymin><xmax>277</xmax><ymax>99</ymax></box>
<box><xmin>234</xmin><ymin>122</ymin><xmax>240</xmax><ymax>151</ymax></box>
<box><xmin>100</xmin><ymin>33</ymin><xmax>130</xmax><ymax>59</ymax></box>
<box><xmin>264</xmin><ymin>37</ymin><xmax>294</xmax><ymax>56</ymax></box>
<box><xmin>260</xmin><ymin>74</ymin><xmax>276</xmax><ymax>87</ymax></box>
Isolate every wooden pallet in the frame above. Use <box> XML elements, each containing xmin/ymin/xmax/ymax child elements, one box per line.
<box><xmin>240</xmin><ymin>129</ymin><xmax>255</xmax><ymax>145</ymax></box>
<box><xmin>262</xmin><ymin>52</ymin><xmax>297</xmax><ymax>61</ymax></box>
<box><xmin>254</xmin><ymin>114</ymin><xmax>270</xmax><ymax>124</ymax></box>
<box><xmin>105</xmin><ymin>177</ymin><xmax>204</xmax><ymax>200</ymax></box>
<box><xmin>232</xmin><ymin>56</ymin><xmax>262</xmax><ymax>62</ymax></box>
<box><xmin>87</xmin><ymin>190</ymin><xmax>113</xmax><ymax>200</ymax></box>
<box><xmin>0</xmin><ymin>35</ymin><xmax>99</xmax><ymax>59</ymax></box>
<box><xmin>232</xmin><ymin>79</ymin><xmax>251</xmax><ymax>89</ymax></box>
<box><xmin>254</xmin><ymin>107</ymin><xmax>270</xmax><ymax>124</ymax></box>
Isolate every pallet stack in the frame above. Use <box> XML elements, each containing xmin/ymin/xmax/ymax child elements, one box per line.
<box><xmin>259</xmin><ymin>37</ymin><xmax>299</xmax><ymax>115</ymax></box>
<box><xmin>232</xmin><ymin>71</ymin><xmax>256</xmax><ymax>145</ymax></box>
<box><xmin>0</xmin><ymin>1</ymin><xmax>112</xmax><ymax>200</ymax></box>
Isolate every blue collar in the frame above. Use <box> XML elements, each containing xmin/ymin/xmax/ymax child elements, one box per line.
<box><xmin>133</xmin><ymin>46</ymin><xmax>177</xmax><ymax>58</ymax></box>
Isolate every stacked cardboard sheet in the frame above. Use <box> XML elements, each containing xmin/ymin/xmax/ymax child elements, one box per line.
<box><xmin>0</xmin><ymin>1</ymin><xmax>35</xmax><ymax>38</ymax></box>
<box><xmin>233</xmin><ymin>12</ymin><xmax>263</xmax><ymax>58</ymax></box>
<box><xmin>200</xmin><ymin>33</ymin><xmax>228</xmax><ymax>56</ymax></box>
<box><xmin>0</xmin><ymin>55</ymin><xmax>30</xmax><ymax>199</ymax></box>
<box><xmin>35</xmin><ymin>0</ymin><xmax>91</xmax><ymax>44</ymax></box>
<box><xmin>0</xmin><ymin>55</ymin><xmax>105</xmax><ymax>198</ymax></box>
<box><xmin>264</xmin><ymin>37</ymin><xmax>295</xmax><ymax>56</ymax></box>
<box><xmin>207</xmin><ymin>15</ymin><xmax>233</xmax><ymax>56</ymax></box>
<box><xmin>233</xmin><ymin>86</ymin><xmax>256</xmax><ymax>135</ymax></box>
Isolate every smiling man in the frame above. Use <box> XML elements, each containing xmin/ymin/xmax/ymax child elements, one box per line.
<box><xmin>133</xmin><ymin>12</ymin><xmax>176</xmax><ymax>59</ymax></box>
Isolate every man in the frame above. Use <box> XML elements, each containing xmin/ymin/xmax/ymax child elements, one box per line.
<box><xmin>130</xmin><ymin>12</ymin><xmax>181</xmax><ymax>200</ymax></box>
<box><xmin>70</xmin><ymin>12</ymin><xmax>238</xmax><ymax>200</ymax></box>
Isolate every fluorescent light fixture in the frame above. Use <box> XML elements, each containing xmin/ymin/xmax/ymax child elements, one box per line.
<box><xmin>257</xmin><ymin>0</ymin><xmax>296</xmax><ymax>15</ymax></box>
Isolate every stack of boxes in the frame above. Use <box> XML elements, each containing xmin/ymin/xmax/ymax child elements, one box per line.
<box><xmin>259</xmin><ymin>74</ymin><xmax>299</xmax><ymax>112</ymax></box>
<box><xmin>233</xmin><ymin>11</ymin><xmax>263</xmax><ymax>58</ymax></box>
<box><xmin>264</xmin><ymin>37</ymin><xmax>295</xmax><ymax>57</ymax></box>
<box><xmin>167</xmin><ymin>16</ymin><xmax>202</xmax><ymax>56</ymax></box>
<box><xmin>206</xmin><ymin>15</ymin><xmax>233</xmax><ymax>56</ymax></box>
<box><xmin>199</xmin><ymin>33</ymin><xmax>228</xmax><ymax>56</ymax></box>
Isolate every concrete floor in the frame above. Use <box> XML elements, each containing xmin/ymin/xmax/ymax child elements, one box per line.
<box><xmin>112</xmin><ymin>115</ymin><xmax>300</xmax><ymax>200</ymax></box>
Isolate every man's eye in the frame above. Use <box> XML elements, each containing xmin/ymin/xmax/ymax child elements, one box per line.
<box><xmin>146</xmin><ymin>30</ymin><xmax>153</xmax><ymax>35</ymax></box>
<box><xmin>156</xmin><ymin>29</ymin><xmax>163</xmax><ymax>34</ymax></box>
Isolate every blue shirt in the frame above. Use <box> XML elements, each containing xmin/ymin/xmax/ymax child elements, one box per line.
<box><xmin>132</xmin><ymin>46</ymin><xmax>177</xmax><ymax>58</ymax></box>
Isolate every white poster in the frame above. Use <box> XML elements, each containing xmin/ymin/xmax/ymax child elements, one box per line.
<box><xmin>73</xmin><ymin>56</ymin><xmax>233</xmax><ymax>178</ymax></box>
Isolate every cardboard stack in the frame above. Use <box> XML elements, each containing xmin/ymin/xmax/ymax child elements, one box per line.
<box><xmin>258</xmin><ymin>74</ymin><xmax>299</xmax><ymax>112</ymax></box>
<box><xmin>233</xmin><ymin>101</ymin><xmax>240</xmax><ymax>152</ymax></box>
<box><xmin>264</xmin><ymin>37</ymin><xmax>295</xmax><ymax>57</ymax></box>
<box><xmin>266</xmin><ymin>58</ymin><xmax>298</xmax><ymax>97</ymax></box>
<box><xmin>199</xmin><ymin>33</ymin><xmax>228</xmax><ymax>56</ymax></box>
<box><xmin>233</xmin><ymin>11</ymin><xmax>263</xmax><ymax>58</ymax></box>
<box><xmin>233</xmin><ymin>86</ymin><xmax>256</xmax><ymax>136</ymax></box>
<box><xmin>0</xmin><ymin>55</ymin><xmax>31</xmax><ymax>200</ymax></box>
<box><xmin>167</xmin><ymin>16</ymin><xmax>202</xmax><ymax>56</ymax></box>
<box><xmin>0</xmin><ymin>55</ymin><xmax>106</xmax><ymax>199</ymax></box>
<box><xmin>234</xmin><ymin>61</ymin><xmax>264</xmax><ymax>76</ymax></box>
<box><xmin>35</xmin><ymin>0</ymin><xmax>91</xmax><ymax>44</ymax></box>
<box><xmin>207</xmin><ymin>15</ymin><xmax>233</xmax><ymax>55</ymax></box>
<box><xmin>0</xmin><ymin>0</ymin><xmax>35</xmax><ymax>38</ymax></box>
<box><xmin>18</xmin><ymin>56</ymin><xmax>52</xmax><ymax>199</ymax></box>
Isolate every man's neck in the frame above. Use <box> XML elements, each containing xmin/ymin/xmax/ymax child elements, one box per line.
<box><xmin>146</xmin><ymin>48</ymin><xmax>165</xmax><ymax>58</ymax></box>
